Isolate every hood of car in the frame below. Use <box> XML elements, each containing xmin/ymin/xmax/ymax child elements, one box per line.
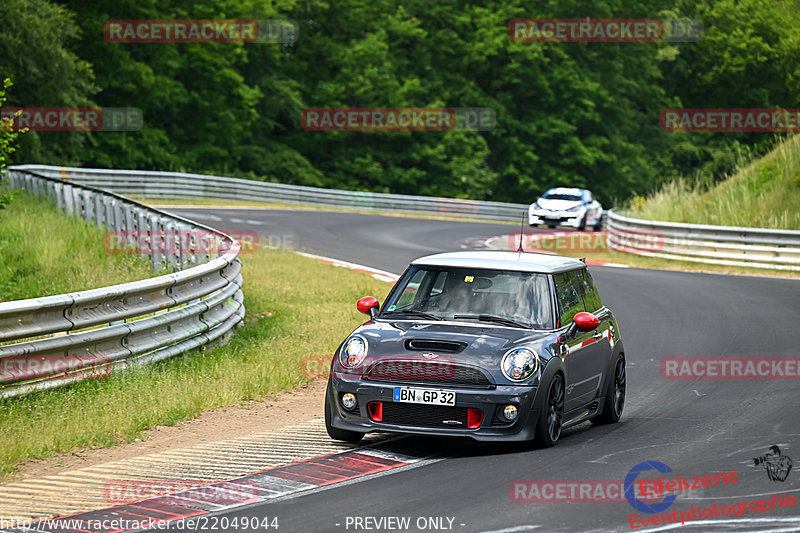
<box><xmin>350</xmin><ymin>319</ymin><xmax>552</xmax><ymax>371</ymax></box>
<box><xmin>535</xmin><ymin>198</ymin><xmax>582</xmax><ymax>211</ymax></box>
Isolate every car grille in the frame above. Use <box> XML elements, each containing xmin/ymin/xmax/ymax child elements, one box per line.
<box><xmin>364</xmin><ymin>361</ymin><xmax>492</xmax><ymax>388</ymax></box>
<box><xmin>381</xmin><ymin>402</ymin><xmax>470</xmax><ymax>428</ymax></box>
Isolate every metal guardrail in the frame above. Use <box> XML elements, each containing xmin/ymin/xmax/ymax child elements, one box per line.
<box><xmin>0</xmin><ymin>169</ymin><xmax>245</xmax><ymax>398</ymax></box>
<box><xmin>607</xmin><ymin>210</ymin><xmax>800</xmax><ymax>271</ymax></box>
<box><xmin>10</xmin><ymin>165</ymin><xmax>531</xmax><ymax>222</ymax></box>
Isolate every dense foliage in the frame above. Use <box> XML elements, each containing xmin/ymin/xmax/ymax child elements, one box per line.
<box><xmin>0</xmin><ymin>78</ymin><xmax>21</xmax><ymax>208</ymax></box>
<box><xmin>1</xmin><ymin>0</ymin><xmax>797</xmax><ymax>205</ymax></box>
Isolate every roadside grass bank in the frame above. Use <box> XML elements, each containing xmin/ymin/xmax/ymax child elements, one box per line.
<box><xmin>0</xmin><ymin>245</ymin><xmax>390</xmax><ymax>480</ymax></box>
<box><xmin>0</xmin><ymin>192</ymin><xmax>153</xmax><ymax>302</ymax></box>
<box><xmin>630</xmin><ymin>134</ymin><xmax>800</xmax><ymax>229</ymax></box>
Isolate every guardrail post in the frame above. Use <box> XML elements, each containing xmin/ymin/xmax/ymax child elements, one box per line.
<box><xmin>122</xmin><ymin>204</ymin><xmax>135</xmax><ymax>235</ymax></box>
<box><xmin>54</xmin><ymin>182</ymin><xmax>65</xmax><ymax>211</ymax></box>
<box><xmin>47</xmin><ymin>180</ymin><xmax>57</xmax><ymax>203</ymax></box>
<box><xmin>135</xmin><ymin>207</ymin><xmax>148</xmax><ymax>259</ymax></box>
<box><xmin>72</xmin><ymin>186</ymin><xmax>83</xmax><ymax>218</ymax></box>
<box><xmin>177</xmin><ymin>222</ymin><xmax>188</xmax><ymax>270</ymax></box>
<box><xmin>82</xmin><ymin>190</ymin><xmax>94</xmax><ymax>222</ymax></box>
<box><xmin>94</xmin><ymin>193</ymin><xmax>104</xmax><ymax>227</ymax></box>
<box><xmin>163</xmin><ymin>219</ymin><xmax>179</xmax><ymax>270</ymax></box>
<box><xmin>150</xmin><ymin>214</ymin><xmax>166</xmax><ymax>271</ymax></box>
<box><xmin>104</xmin><ymin>197</ymin><xmax>116</xmax><ymax>230</ymax></box>
<box><xmin>63</xmin><ymin>183</ymin><xmax>75</xmax><ymax>216</ymax></box>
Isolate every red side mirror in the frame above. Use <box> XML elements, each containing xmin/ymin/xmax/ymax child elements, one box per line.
<box><xmin>357</xmin><ymin>296</ymin><xmax>379</xmax><ymax>316</ymax></box>
<box><xmin>573</xmin><ymin>312</ymin><xmax>599</xmax><ymax>332</ymax></box>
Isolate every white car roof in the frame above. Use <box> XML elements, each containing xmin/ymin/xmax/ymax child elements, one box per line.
<box><xmin>545</xmin><ymin>187</ymin><xmax>585</xmax><ymax>196</ymax></box>
<box><xmin>411</xmin><ymin>250</ymin><xmax>585</xmax><ymax>274</ymax></box>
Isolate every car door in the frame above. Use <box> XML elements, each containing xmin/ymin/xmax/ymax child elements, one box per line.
<box><xmin>554</xmin><ymin>269</ymin><xmax>611</xmax><ymax>412</ymax></box>
<box><xmin>576</xmin><ymin>268</ymin><xmax>614</xmax><ymax>404</ymax></box>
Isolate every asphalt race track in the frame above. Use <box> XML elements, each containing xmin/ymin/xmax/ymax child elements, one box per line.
<box><xmin>160</xmin><ymin>207</ymin><xmax>800</xmax><ymax>533</ymax></box>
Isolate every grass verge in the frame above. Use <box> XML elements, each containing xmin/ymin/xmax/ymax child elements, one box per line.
<box><xmin>630</xmin><ymin>135</ymin><xmax>800</xmax><ymax>229</ymax></box>
<box><xmin>0</xmin><ymin>247</ymin><xmax>390</xmax><ymax>480</ymax></box>
<box><xmin>0</xmin><ymin>192</ymin><xmax>153</xmax><ymax>302</ymax></box>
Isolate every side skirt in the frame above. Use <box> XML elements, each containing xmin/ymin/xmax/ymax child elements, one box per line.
<box><xmin>562</xmin><ymin>397</ymin><xmax>605</xmax><ymax>429</ymax></box>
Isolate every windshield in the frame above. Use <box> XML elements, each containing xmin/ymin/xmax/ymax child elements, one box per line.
<box><xmin>381</xmin><ymin>266</ymin><xmax>554</xmax><ymax>329</ymax></box>
<box><xmin>542</xmin><ymin>192</ymin><xmax>582</xmax><ymax>202</ymax></box>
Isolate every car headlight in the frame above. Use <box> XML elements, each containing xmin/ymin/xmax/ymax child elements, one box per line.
<box><xmin>340</xmin><ymin>335</ymin><xmax>368</xmax><ymax>368</ymax></box>
<box><xmin>566</xmin><ymin>204</ymin><xmax>583</xmax><ymax>212</ymax></box>
<box><xmin>502</xmin><ymin>348</ymin><xmax>539</xmax><ymax>382</ymax></box>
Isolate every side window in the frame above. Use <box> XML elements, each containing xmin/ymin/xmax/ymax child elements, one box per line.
<box><xmin>394</xmin><ymin>269</ymin><xmax>427</xmax><ymax>309</ymax></box>
<box><xmin>578</xmin><ymin>269</ymin><xmax>603</xmax><ymax>312</ymax></box>
<box><xmin>554</xmin><ymin>270</ymin><xmax>585</xmax><ymax>327</ymax></box>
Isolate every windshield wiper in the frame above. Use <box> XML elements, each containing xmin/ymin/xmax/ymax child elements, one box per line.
<box><xmin>452</xmin><ymin>314</ymin><xmax>529</xmax><ymax>328</ymax></box>
<box><xmin>381</xmin><ymin>309</ymin><xmax>442</xmax><ymax>321</ymax></box>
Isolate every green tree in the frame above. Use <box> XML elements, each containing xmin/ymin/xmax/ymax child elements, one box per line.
<box><xmin>0</xmin><ymin>0</ymin><xmax>96</xmax><ymax>166</ymax></box>
<box><xmin>3</xmin><ymin>0</ymin><xmax>800</xmax><ymax>206</ymax></box>
<box><xmin>0</xmin><ymin>79</ymin><xmax>21</xmax><ymax>208</ymax></box>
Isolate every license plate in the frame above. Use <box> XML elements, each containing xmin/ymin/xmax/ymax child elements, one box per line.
<box><xmin>393</xmin><ymin>387</ymin><xmax>456</xmax><ymax>406</ymax></box>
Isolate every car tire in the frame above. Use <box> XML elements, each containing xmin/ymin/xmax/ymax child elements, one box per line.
<box><xmin>325</xmin><ymin>385</ymin><xmax>364</xmax><ymax>442</ymax></box>
<box><xmin>534</xmin><ymin>374</ymin><xmax>564</xmax><ymax>447</ymax></box>
<box><xmin>578</xmin><ymin>215</ymin><xmax>587</xmax><ymax>231</ymax></box>
<box><xmin>591</xmin><ymin>355</ymin><xmax>625</xmax><ymax>424</ymax></box>
<box><xmin>593</xmin><ymin>217</ymin><xmax>602</xmax><ymax>231</ymax></box>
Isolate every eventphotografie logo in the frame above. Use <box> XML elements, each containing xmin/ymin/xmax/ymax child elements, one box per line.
<box><xmin>104</xmin><ymin>19</ymin><xmax>298</xmax><ymax>44</ymax></box>
<box><xmin>509</xmin><ymin>18</ymin><xmax>703</xmax><ymax>43</ymax></box>
<box><xmin>301</xmin><ymin>107</ymin><xmax>496</xmax><ymax>132</ymax></box>
<box><xmin>0</xmin><ymin>108</ymin><xmax>142</xmax><ymax>132</ymax></box>
<box><xmin>625</xmin><ymin>459</ymin><xmax>797</xmax><ymax>530</ymax></box>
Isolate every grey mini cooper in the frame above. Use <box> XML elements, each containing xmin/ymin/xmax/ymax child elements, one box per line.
<box><xmin>325</xmin><ymin>250</ymin><xmax>625</xmax><ymax>446</ymax></box>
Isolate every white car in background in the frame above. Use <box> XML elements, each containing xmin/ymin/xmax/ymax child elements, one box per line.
<box><xmin>528</xmin><ymin>187</ymin><xmax>603</xmax><ymax>231</ymax></box>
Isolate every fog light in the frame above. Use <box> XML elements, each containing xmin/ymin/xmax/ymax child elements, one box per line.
<box><xmin>503</xmin><ymin>405</ymin><xmax>518</xmax><ymax>421</ymax></box>
<box><xmin>342</xmin><ymin>393</ymin><xmax>357</xmax><ymax>410</ymax></box>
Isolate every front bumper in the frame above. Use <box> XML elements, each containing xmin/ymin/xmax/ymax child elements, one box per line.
<box><xmin>327</xmin><ymin>375</ymin><xmax>541</xmax><ymax>442</ymax></box>
<box><xmin>529</xmin><ymin>210</ymin><xmax>583</xmax><ymax>228</ymax></box>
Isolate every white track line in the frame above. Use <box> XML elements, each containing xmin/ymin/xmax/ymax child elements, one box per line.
<box><xmin>296</xmin><ymin>252</ymin><xmax>400</xmax><ymax>283</ymax></box>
